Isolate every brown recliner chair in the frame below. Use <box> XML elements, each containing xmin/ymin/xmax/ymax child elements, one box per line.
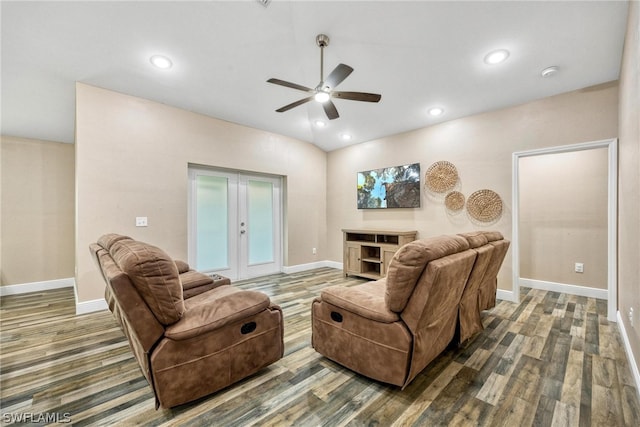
<box><xmin>312</xmin><ymin>235</ymin><xmax>478</xmax><ymax>388</ymax></box>
<box><xmin>90</xmin><ymin>234</ymin><xmax>284</xmax><ymax>408</ymax></box>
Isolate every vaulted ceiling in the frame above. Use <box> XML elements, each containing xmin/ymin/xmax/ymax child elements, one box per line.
<box><xmin>1</xmin><ymin>1</ymin><xmax>629</xmax><ymax>151</ymax></box>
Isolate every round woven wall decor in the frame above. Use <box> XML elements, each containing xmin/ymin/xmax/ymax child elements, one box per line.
<box><xmin>425</xmin><ymin>161</ymin><xmax>459</xmax><ymax>193</ymax></box>
<box><xmin>466</xmin><ymin>189</ymin><xmax>503</xmax><ymax>222</ymax></box>
<box><xmin>445</xmin><ymin>191</ymin><xmax>465</xmax><ymax>211</ymax></box>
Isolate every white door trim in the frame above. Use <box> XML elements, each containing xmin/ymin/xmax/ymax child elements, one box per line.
<box><xmin>512</xmin><ymin>138</ymin><xmax>618</xmax><ymax>321</ymax></box>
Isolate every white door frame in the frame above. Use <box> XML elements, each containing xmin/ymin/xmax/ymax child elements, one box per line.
<box><xmin>512</xmin><ymin>138</ymin><xmax>618</xmax><ymax>322</ymax></box>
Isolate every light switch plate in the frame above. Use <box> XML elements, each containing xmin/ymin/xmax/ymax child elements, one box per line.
<box><xmin>136</xmin><ymin>217</ymin><xmax>148</xmax><ymax>227</ymax></box>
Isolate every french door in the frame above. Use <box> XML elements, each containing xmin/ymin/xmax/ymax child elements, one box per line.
<box><xmin>188</xmin><ymin>167</ymin><xmax>282</xmax><ymax>280</ymax></box>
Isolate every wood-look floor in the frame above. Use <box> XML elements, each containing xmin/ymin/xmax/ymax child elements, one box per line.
<box><xmin>1</xmin><ymin>267</ymin><xmax>639</xmax><ymax>426</ymax></box>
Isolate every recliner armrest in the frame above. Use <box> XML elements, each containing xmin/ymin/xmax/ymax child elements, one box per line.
<box><xmin>174</xmin><ymin>259</ymin><xmax>191</xmax><ymax>274</ymax></box>
<box><xmin>164</xmin><ymin>286</ymin><xmax>270</xmax><ymax>340</ymax></box>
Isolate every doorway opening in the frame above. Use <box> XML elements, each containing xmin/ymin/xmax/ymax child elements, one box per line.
<box><xmin>512</xmin><ymin>138</ymin><xmax>617</xmax><ymax>321</ymax></box>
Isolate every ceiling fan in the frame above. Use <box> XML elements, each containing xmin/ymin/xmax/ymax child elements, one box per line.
<box><xmin>267</xmin><ymin>34</ymin><xmax>382</xmax><ymax>120</ymax></box>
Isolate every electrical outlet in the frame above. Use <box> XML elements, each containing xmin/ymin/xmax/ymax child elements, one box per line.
<box><xmin>574</xmin><ymin>262</ymin><xmax>584</xmax><ymax>273</ymax></box>
<box><xmin>312</xmin><ymin>247</ymin><xmax>317</xmax><ymax>255</ymax></box>
<box><xmin>136</xmin><ymin>216</ymin><xmax>148</xmax><ymax>227</ymax></box>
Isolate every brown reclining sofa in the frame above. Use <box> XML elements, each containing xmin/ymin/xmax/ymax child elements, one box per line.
<box><xmin>90</xmin><ymin>233</ymin><xmax>284</xmax><ymax>408</ymax></box>
<box><xmin>312</xmin><ymin>231</ymin><xmax>509</xmax><ymax>388</ymax></box>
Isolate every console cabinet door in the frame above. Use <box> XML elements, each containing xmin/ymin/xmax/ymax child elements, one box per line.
<box><xmin>345</xmin><ymin>243</ymin><xmax>361</xmax><ymax>275</ymax></box>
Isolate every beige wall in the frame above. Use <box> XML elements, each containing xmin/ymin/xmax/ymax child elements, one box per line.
<box><xmin>1</xmin><ymin>135</ymin><xmax>75</xmax><ymax>285</ymax></box>
<box><xmin>618</xmin><ymin>0</ymin><xmax>640</xmax><ymax>383</ymax></box>
<box><xmin>519</xmin><ymin>148</ymin><xmax>608</xmax><ymax>289</ymax></box>
<box><xmin>326</xmin><ymin>82</ymin><xmax>618</xmax><ymax>293</ymax></box>
<box><xmin>75</xmin><ymin>83</ymin><xmax>327</xmax><ymax>303</ymax></box>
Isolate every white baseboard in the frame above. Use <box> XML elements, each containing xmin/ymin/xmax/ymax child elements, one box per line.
<box><xmin>0</xmin><ymin>277</ymin><xmax>108</xmax><ymax>315</ymax></box>
<box><xmin>519</xmin><ymin>278</ymin><xmax>608</xmax><ymax>300</ymax></box>
<box><xmin>496</xmin><ymin>289</ymin><xmax>516</xmax><ymax>303</ymax></box>
<box><xmin>76</xmin><ymin>298</ymin><xmax>108</xmax><ymax>315</ymax></box>
<box><xmin>617</xmin><ymin>311</ymin><xmax>640</xmax><ymax>403</ymax></box>
<box><xmin>0</xmin><ymin>277</ymin><xmax>75</xmax><ymax>296</ymax></box>
<box><xmin>282</xmin><ymin>260</ymin><xmax>342</xmax><ymax>274</ymax></box>
<box><xmin>323</xmin><ymin>260</ymin><xmax>342</xmax><ymax>270</ymax></box>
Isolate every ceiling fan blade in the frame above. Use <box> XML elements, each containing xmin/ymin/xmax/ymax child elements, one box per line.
<box><xmin>267</xmin><ymin>78</ymin><xmax>314</xmax><ymax>93</ymax></box>
<box><xmin>324</xmin><ymin>64</ymin><xmax>354</xmax><ymax>89</ymax></box>
<box><xmin>333</xmin><ymin>91</ymin><xmax>382</xmax><ymax>103</ymax></box>
<box><xmin>322</xmin><ymin>100</ymin><xmax>340</xmax><ymax>120</ymax></box>
<box><xmin>275</xmin><ymin>96</ymin><xmax>314</xmax><ymax>113</ymax></box>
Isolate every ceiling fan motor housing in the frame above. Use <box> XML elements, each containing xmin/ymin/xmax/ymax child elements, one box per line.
<box><xmin>316</xmin><ymin>34</ymin><xmax>329</xmax><ymax>47</ymax></box>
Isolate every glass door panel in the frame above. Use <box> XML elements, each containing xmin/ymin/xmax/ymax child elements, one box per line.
<box><xmin>247</xmin><ymin>179</ymin><xmax>274</xmax><ymax>265</ymax></box>
<box><xmin>195</xmin><ymin>175</ymin><xmax>229</xmax><ymax>271</ymax></box>
<box><xmin>239</xmin><ymin>173</ymin><xmax>281</xmax><ymax>278</ymax></box>
<box><xmin>189</xmin><ymin>168</ymin><xmax>238</xmax><ymax>278</ymax></box>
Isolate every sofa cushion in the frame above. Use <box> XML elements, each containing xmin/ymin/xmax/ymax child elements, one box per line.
<box><xmin>109</xmin><ymin>238</ymin><xmax>185</xmax><ymax>326</ymax></box>
<box><xmin>165</xmin><ymin>286</ymin><xmax>271</xmax><ymax>340</ymax></box>
<box><xmin>457</xmin><ymin>231</ymin><xmax>489</xmax><ymax>249</ymax></box>
<box><xmin>385</xmin><ymin>235</ymin><xmax>470</xmax><ymax>312</ymax></box>
<box><xmin>321</xmin><ymin>280</ymin><xmax>400</xmax><ymax>323</ymax></box>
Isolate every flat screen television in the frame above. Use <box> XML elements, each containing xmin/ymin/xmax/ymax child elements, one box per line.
<box><xmin>357</xmin><ymin>163</ymin><xmax>421</xmax><ymax>209</ymax></box>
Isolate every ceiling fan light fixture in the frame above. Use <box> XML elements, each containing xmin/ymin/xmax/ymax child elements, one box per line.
<box><xmin>314</xmin><ymin>91</ymin><xmax>330</xmax><ymax>103</ymax></box>
<box><xmin>484</xmin><ymin>49</ymin><xmax>510</xmax><ymax>65</ymax></box>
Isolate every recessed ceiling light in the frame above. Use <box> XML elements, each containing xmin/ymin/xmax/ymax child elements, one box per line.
<box><xmin>428</xmin><ymin>107</ymin><xmax>444</xmax><ymax>116</ymax></box>
<box><xmin>341</xmin><ymin>133</ymin><xmax>352</xmax><ymax>141</ymax></box>
<box><xmin>314</xmin><ymin>120</ymin><xmax>326</xmax><ymax>127</ymax></box>
<box><xmin>484</xmin><ymin>49</ymin><xmax>510</xmax><ymax>65</ymax></box>
<box><xmin>541</xmin><ymin>66</ymin><xmax>559</xmax><ymax>77</ymax></box>
<box><xmin>150</xmin><ymin>55</ymin><xmax>173</xmax><ymax>69</ymax></box>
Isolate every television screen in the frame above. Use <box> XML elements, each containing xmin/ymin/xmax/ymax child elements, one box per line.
<box><xmin>357</xmin><ymin>163</ymin><xmax>421</xmax><ymax>209</ymax></box>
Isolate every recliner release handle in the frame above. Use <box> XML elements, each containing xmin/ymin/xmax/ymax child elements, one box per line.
<box><xmin>330</xmin><ymin>311</ymin><xmax>343</xmax><ymax>323</ymax></box>
<box><xmin>241</xmin><ymin>322</ymin><xmax>257</xmax><ymax>334</ymax></box>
